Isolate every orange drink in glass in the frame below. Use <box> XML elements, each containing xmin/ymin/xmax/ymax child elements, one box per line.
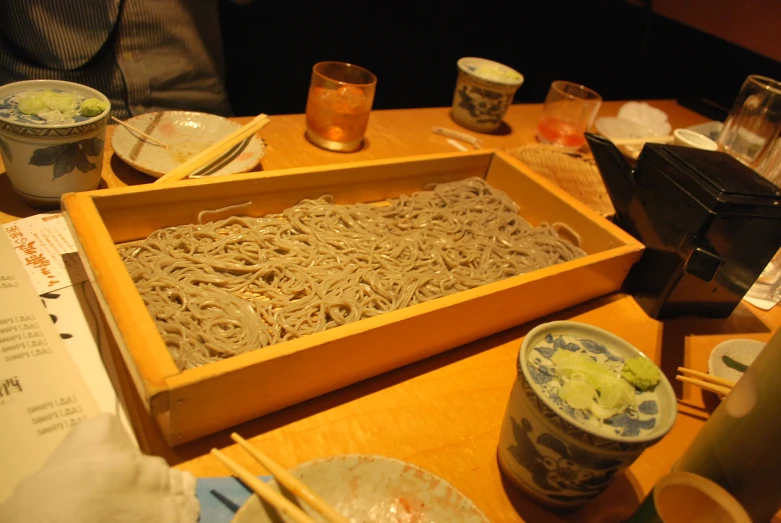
<box><xmin>536</xmin><ymin>81</ymin><xmax>601</xmax><ymax>150</ymax></box>
<box><xmin>305</xmin><ymin>62</ymin><xmax>377</xmax><ymax>152</ymax></box>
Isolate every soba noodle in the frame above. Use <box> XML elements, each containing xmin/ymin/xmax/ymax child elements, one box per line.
<box><xmin>119</xmin><ymin>177</ymin><xmax>586</xmax><ymax>369</ymax></box>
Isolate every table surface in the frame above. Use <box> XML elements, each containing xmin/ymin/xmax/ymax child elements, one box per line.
<box><xmin>2</xmin><ymin>101</ymin><xmax>779</xmax><ymax>522</ymax></box>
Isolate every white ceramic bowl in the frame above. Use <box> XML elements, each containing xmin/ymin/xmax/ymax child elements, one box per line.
<box><xmin>0</xmin><ymin>79</ymin><xmax>110</xmax><ymax>208</ymax></box>
<box><xmin>498</xmin><ymin>321</ymin><xmax>677</xmax><ymax>509</ymax></box>
<box><xmin>708</xmin><ymin>338</ymin><xmax>766</xmax><ymax>383</ymax></box>
<box><xmin>451</xmin><ymin>57</ymin><xmax>524</xmax><ymax>133</ymax></box>
<box><xmin>673</xmin><ymin>128</ymin><xmax>718</xmax><ymax>150</ymax></box>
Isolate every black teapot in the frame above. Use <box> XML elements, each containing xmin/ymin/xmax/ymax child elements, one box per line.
<box><xmin>585</xmin><ymin>132</ymin><xmax>781</xmax><ymax>319</ymax></box>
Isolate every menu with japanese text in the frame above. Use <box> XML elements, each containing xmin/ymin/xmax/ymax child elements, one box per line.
<box><xmin>0</xmin><ymin>231</ymin><xmax>99</xmax><ymax>502</ymax></box>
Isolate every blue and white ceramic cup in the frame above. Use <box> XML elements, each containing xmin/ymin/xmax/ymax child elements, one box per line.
<box><xmin>451</xmin><ymin>57</ymin><xmax>523</xmax><ymax>133</ymax></box>
<box><xmin>497</xmin><ymin>321</ymin><xmax>677</xmax><ymax>509</ymax></box>
<box><xmin>0</xmin><ymin>79</ymin><xmax>110</xmax><ymax>208</ymax></box>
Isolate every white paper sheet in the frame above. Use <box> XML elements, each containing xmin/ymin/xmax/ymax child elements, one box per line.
<box><xmin>0</xmin><ymin>232</ymin><xmax>99</xmax><ymax>502</ymax></box>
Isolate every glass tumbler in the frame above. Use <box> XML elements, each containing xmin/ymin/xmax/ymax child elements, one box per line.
<box><xmin>305</xmin><ymin>62</ymin><xmax>377</xmax><ymax>152</ymax></box>
<box><xmin>717</xmin><ymin>74</ymin><xmax>781</xmax><ymax>168</ymax></box>
<box><xmin>536</xmin><ymin>81</ymin><xmax>602</xmax><ymax>150</ymax></box>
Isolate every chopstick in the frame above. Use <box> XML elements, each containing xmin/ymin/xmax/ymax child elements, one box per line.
<box><xmin>111</xmin><ymin>116</ymin><xmax>170</xmax><ymax>148</ymax></box>
<box><xmin>230</xmin><ymin>433</ymin><xmax>350</xmax><ymax>523</ymax></box>
<box><xmin>676</xmin><ymin>366</ymin><xmax>737</xmax><ymax>396</ymax></box>
<box><xmin>610</xmin><ymin>135</ymin><xmax>674</xmax><ymax>146</ymax></box>
<box><xmin>211</xmin><ymin>448</ymin><xmax>316</xmax><ymax>523</ymax></box>
<box><xmin>432</xmin><ymin>126</ymin><xmax>482</xmax><ymax>149</ymax></box>
<box><xmin>154</xmin><ymin>113</ymin><xmax>270</xmax><ymax>184</ymax></box>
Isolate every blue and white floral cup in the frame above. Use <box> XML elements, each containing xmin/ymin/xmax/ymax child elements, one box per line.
<box><xmin>451</xmin><ymin>57</ymin><xmax>523</xmax><ymax>133</ymax></box>
<box><xmin>0</xmin><ymin>79</ymin><xmax>110</xmax><ymax>208</ymax></box>
<box><xmin>497</xmin><ymin>321</ymin><xmax>677</xmax><ymax>509</ymax></box>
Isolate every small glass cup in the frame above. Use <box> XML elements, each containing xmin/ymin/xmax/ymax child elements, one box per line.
<box><xmin>536</xmin><ymin>81</ymin><xmax>602</xmax><ymax>150</ymax></box>
<box><xmin>717</xmin><ymin>74</ymin><xmax>781</xmax><ymax>168</ymax></box>
<box><xmin>304</xmin><ymin>61</ymin><xmax>377</xmax><ymax>152</ymax></box>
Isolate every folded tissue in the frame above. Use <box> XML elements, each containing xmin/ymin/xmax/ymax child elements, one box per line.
<box><xmin>0</xmin><ymin>414</ymin><xmax>200</xmax><ymax>523</ymax></box>
<box><xmin>617</xmin><ymin>101</ymin><xmax>672</xmax><ymax>137</ymax></box>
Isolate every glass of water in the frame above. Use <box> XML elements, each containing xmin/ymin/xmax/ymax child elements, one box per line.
<box><xmin>717</xmin><ymin>74</ymin><xmax>781</xmax><ymax>168</ymax></box>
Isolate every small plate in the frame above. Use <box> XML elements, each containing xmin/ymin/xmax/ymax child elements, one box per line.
<box><xmin>594</xmin><ymin>116</ymin><xmax>665</xmax><ymax>160</ymax></box>
<box><xmin>111</xmin><ymin>111</ymin><xmax>265</xmax><ymax>178</ymax></box>
<box><xmin>686</xmin><ymin>121</ymin><xmax>724</xmax><ymax>142</ymax></box>
<box><xmin>708</xmin><ymin>338</ymin><xmax>766</xmax><ymax>383</ymax></box>
<box><xmin>231</xmin><ymin>454</ymin><xmax>489</xmax><ymax>523</ymax></box>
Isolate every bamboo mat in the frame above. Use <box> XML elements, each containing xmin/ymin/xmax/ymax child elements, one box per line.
<box><xmin>507</xmin><ymin>144</ymin><xmax>615</xmax><ymax>219</ymax></box>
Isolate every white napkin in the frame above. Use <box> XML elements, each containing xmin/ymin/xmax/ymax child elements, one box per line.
<box><xmin>617</xmin><ymin>101</ymin><xmax>672</xmax><ymax>136</ymax></box>
<box><xmin>0</xmin><ymin>414</ymin><xmax>200</xmax><ymax>523</ymax></box>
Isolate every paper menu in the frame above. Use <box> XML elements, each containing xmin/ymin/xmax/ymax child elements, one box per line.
<box><xmin>0</xmin><ymin>232</ymin><xmax>99</xmax><ymax>503</ymax></box>
<box><xmin>3</xmin><ymin>212</ymin><xmax>88</xmax><ymax>295</ymax></box>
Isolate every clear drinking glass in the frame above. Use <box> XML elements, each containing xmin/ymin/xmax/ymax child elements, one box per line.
<box><xmin>536</xmin><ymin>81</ymin><xmax>602</xmax><ymax>150</ymax></box>
<box><xmin>304</xmin><ymin>62</ymin><xmax>377</xmax><ymax>152</ymax></box>
<box><xmin>717</xmin><ymin>74</ymin><xmax>781</xmax><ymax>168</ymax></box>
<box><xmin>756</xmin><ymin>136</ymin><xmax>781</xmax><ymax>187</ymax></box>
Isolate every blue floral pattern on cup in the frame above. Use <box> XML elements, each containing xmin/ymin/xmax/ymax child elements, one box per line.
<box><xmin>526</xmin><ymin>333</ymin><xmax>660</xmax><ymax>439</ymax></box>
<box><xmin>507</xmin><ymin>416</ymin><xmax>622</xmax><ymax>504</ymax></box>
<box><xmin>29</xmin><ymin>137</ymin><xmax>104</xmax><ymax>180</ymax></box>
<box><xmin>455</xmin><ymin>85</ymin><xmax>509</xmax><ymax>126</ymax></box>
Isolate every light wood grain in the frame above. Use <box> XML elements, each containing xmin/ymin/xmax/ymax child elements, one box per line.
<box><xmin>62</xmin><ymin>150</ymin><xmax>642</xmax><ymax>445</ymax></box>
<box><xmin>0</xmin><ymin>100</ymin><xmax>707</xmax><ymax>224</ymax></box>
<box><xmin>3</xmin><ymin>101</ymin><xmax>779</xmax><ymax>522</ymax></box>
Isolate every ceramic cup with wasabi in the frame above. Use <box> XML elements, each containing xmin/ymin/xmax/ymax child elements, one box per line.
<box><xmin>0</xmin><ymin>79</ymin><xmax>110</xmax><ymax>208</ymax></box>
<box><xmin>497</xmin><ymin>321</ymin><xmax>677</xmax><ymax>509</ymax></box>
<box><xmin>451</xmin><ymin>57</ymin><xmax>523</xmax><ymax>133</ymax></box>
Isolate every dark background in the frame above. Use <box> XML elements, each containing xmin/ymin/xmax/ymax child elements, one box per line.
<box><xmin>218</xmin><ymin>0</ymin><xmax>781</xmax><ymax>119</ymax></box>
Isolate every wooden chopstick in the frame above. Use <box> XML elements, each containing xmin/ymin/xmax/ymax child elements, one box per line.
<box><xmin>610</xmin><ymin>135</ymin><xmax>674</xmax><ymax>146</ymax></box>
<box><xmin>676</xmin><ymin>375</ymin><xmax>732</xmax><ymax>396</ymax></box>
<box><xmin>676</xmin><ymin>366</ymin><xmax>737</xmax><ymax>396</ymax></box>
<box><xmin>211</xmin><ymin>448</ymin><xmax>316</xmax><ymax>523</ymax></box>
<box><xmin>231</xmin><ymin>433</ymin><xmax>350</xmax><ymax>523</ymax></box>
<box><xmin>677</xmin><ymin>367</ymin><xmax>737</xmax><ymax>388</ymax></box>
<box><xmin>111</xmin><ymin>116</ymin><xmax>170</xmax><ymax>148</ymax></box>
<box><xmin>154</xmin><ymin>113</ymin><xmax>270</xmax><ymax>184</ymax></box>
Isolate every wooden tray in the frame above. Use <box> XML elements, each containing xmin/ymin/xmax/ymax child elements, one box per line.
<box><xmin>62</xmin><ymin>150</ymin><xmax>643</xmax><ymax>445</ymax></box>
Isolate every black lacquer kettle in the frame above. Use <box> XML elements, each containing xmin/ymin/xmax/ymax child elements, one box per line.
<box><xmin>585</xmin><ymin>132</ymin><xmax>781</xmax><ymax>319</ymax></box>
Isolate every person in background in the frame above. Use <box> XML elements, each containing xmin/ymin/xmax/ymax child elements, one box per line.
<box><xmin>0</xmin><ymin>0</ymin><xmax>244</xmax><ymax>119</ymax></box>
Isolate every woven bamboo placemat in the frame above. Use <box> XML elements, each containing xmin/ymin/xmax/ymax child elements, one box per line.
<box><xmin>507</xmin><ymin>144</ymin><xmax>616</xmax><ymax>218</ymax></box>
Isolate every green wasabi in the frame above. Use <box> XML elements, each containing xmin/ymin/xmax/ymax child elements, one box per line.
<box><xmin>79</xmin><ymin>98</ymin><xmax>108</xmax><ymax>117</ymax></box>
<box><xmin>621</xmin><ymin>357</ymin><xmax>661</xmax><ymax>391</ymax></box>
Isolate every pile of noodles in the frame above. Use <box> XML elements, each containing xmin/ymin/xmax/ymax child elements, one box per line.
<box><xmin>119</xmin><ymin>177</ymin><xmax>586</xmax><ymax>369</ymax></box>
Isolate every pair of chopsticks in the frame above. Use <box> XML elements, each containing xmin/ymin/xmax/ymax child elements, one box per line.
<box><xmin>154</xmin><ymin>113</ymin><xmax>270</xmax><ymax>184</ymax></box>
<box><xmin>432</xmin><ymin>126</ymin><xmax>482</xmax><ymax>150</ymax></box>
<box><xmin>676</xmin><ymin>367</ymin><xmax>736</xmax><ymax>396</ymax></box>
<box><xmin>211</xmin><ymin>433</ymin><xmax>348</xmax><ymax>523</ymax></box>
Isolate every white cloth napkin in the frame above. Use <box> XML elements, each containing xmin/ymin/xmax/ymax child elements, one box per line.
<box><xmin>0</xmin><ymin>414</ymin><xmax>200</xmax><ymax>523</ymax></box>
<box><xmin>617</xmin><ymin>101</ymin><xmax>672</xmax><ymax>136</ymax></box>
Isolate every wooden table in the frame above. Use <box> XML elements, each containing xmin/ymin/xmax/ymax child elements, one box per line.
<box><xmin>2</xmin><ymin>101</ymin><xmax>779</xmax><ymax>522</ymax></box>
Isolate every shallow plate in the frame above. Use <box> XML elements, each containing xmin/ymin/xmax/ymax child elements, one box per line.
<box><xmin>708</xmin><ymin>338</ymin><xmax>766</xmax><ymax>383</ymax></box>
<box><xmin>111</xmin><ymin>111</ymin><xmax>264</xmax><ymax>178</ymax></box>
<box><xmin>686</xmin><ymin>121</ymin><xmax>724</xmax><ymax>142</ymax></box>
<box><xmin>231</xmin><ymin>455</ymin><xmax>490</xmax><ymax>523</ymax></box>
<box><xmin>594</xmin><ymin>116</ymin><xmax>665</xmax><ymax>160</ymax></box>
